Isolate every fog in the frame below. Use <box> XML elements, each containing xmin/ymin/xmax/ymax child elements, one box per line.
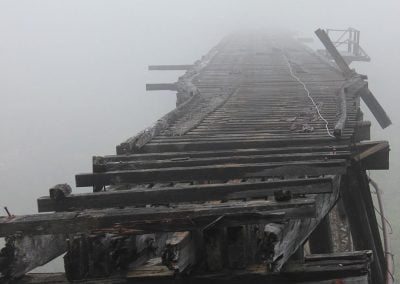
<box><xmin>0</xmin><ymin>0</ymin><xmax>399</xmax><ymax>277</ymax></box>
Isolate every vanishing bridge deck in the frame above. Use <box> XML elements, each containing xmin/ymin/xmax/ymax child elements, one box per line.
<box><xmin>0</xmin><ymin>31</ymin><xmax>391</xmax><ymax>284</ymax></box>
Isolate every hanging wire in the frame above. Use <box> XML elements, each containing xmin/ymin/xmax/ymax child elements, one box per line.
<box><xmin>371</xmin><ymin>199</ymin><xmax>394</xmax><ymax>234</ymax></box>
<box><xmin>281</xmin><ymin>52</ymin><xmax>334</xmax><ymax>138</ymax></box>
<box><xmin>275</xmin><ymin>41</ymin><xmax>394</xmax><ymax>281</ymax></box>
<box><xmin>369</xmin><ymin>178</ymin><xmax>395</xmax><ymax>284</ymax></box>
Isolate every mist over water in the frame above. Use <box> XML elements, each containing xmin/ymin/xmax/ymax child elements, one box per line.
<box><xmin>0</xmin><ymin>0</ymin><xmax>399</xmax><ymax>277</ymax></box>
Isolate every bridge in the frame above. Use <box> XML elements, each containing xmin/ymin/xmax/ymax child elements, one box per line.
<box><xmin>0</xmin><ymin>29</ymin><xmax>392</xmax><ymax>284</ymax></box>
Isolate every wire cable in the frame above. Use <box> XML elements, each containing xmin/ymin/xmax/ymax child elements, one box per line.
<box><xmin>369</xmin><ymin>177</ymin><xmax>395</xmax><ymax>284</ymax></box>
<box><xmin>281</xmin><ymin>52</ymin><xmax>335</xmax><ymax>138</ymax></box>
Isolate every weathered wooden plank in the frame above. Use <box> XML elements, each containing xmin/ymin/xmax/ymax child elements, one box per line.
<box><xmin>49</xmin><ymin>184</ymin><xmax>72</xmax><ymax>200</ymax></box>
<box><xmin>148</xmin><ymin>132</ymin><xmax>356</xmax><ymax>143</ymax></box>
<box><xmin>138</xmin><ymin>138</ymin><xmax>349</xmax><ymax>153</ymax></box>
<box><xmin>76</xmin><ymin>159</ymin><xmax>347</xmax><ymax>187</ymax></box>
<box><xmin>0</xmin><ymin>199</ymin><xmax>316</xmax><ymax>237</ymax></box>
<box><xmin>258</xmin><ymin>223</ymin><xmax>285</xmax><ymax>265</ymax></box>
<box><xmin>17</xmin><ymin>272</ymin><xmax>370</xmax><ymax>284</ymax></box>
<box><xmin>105</xmin><ymin>145</ymin><xmax>351</xmax><ymax>163</ymax></box>
<box><xmin>63</xmin><ymin>233</ymin><xmax>162</xmax><ymax>281</ymax></box>
<box><xmin>94</xmin><ymin>151</ymin><xmax>350</xmax><ymax>172</ymax></box>
<box><xmin>38</xmin><ymin>177</ymin><xmax>333</xmax><ymax>212</ymax></box>
<box><xmin>352</xmin><ymin>140</ymin><xmax>390</xmax><ymax>170</ymax></box>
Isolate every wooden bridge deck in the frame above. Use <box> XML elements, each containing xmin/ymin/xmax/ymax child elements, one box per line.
<box><xmin>0</xmin><ymin>31</ymin><xmax>390</xmax><ymax>284</ymax></box>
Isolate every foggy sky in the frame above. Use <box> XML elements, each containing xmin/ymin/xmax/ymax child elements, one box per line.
<box><xmin>0</xmin><ymin>0</ymin><xmax>399</xmax><ymax>275</ymax></box>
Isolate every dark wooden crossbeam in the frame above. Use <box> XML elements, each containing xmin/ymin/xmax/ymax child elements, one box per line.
<box><xmin>38</xmin><ymin>177</ymin><xmax>333</xmax><ymax>212</ymax></box>
<box><xmin>76</xmin><ymin>159</ymin><xmax>347</xmax><ymax>187</ymax></box>
<box><xmin>104</xmin><ymin>145</ymin><xmax>351</xmax><ymax>163</ymax></box>
<box><xmin>0</xmin><ymin>234</ymin><xmax>67</xmax><ymax>279</ymax></box>
<box><xmin>138</xmin><ymin>138</ymin><xmax>348</xmax><ymax>153</ymax></box>
<box><xmin>93</xmin><ymin>151</ymin><xmax>350</xmax><ymax>172</ymax></box>
<box><xmin>0</xmin><ymin>199</ymin><xmax>316</xmax><ymax>237</ymax></box>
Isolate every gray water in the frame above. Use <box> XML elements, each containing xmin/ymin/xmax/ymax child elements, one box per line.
<box><xmin>0</xmin><ymin>0</ymin><xmax>399</xmax><ymax>278</ymax></box>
